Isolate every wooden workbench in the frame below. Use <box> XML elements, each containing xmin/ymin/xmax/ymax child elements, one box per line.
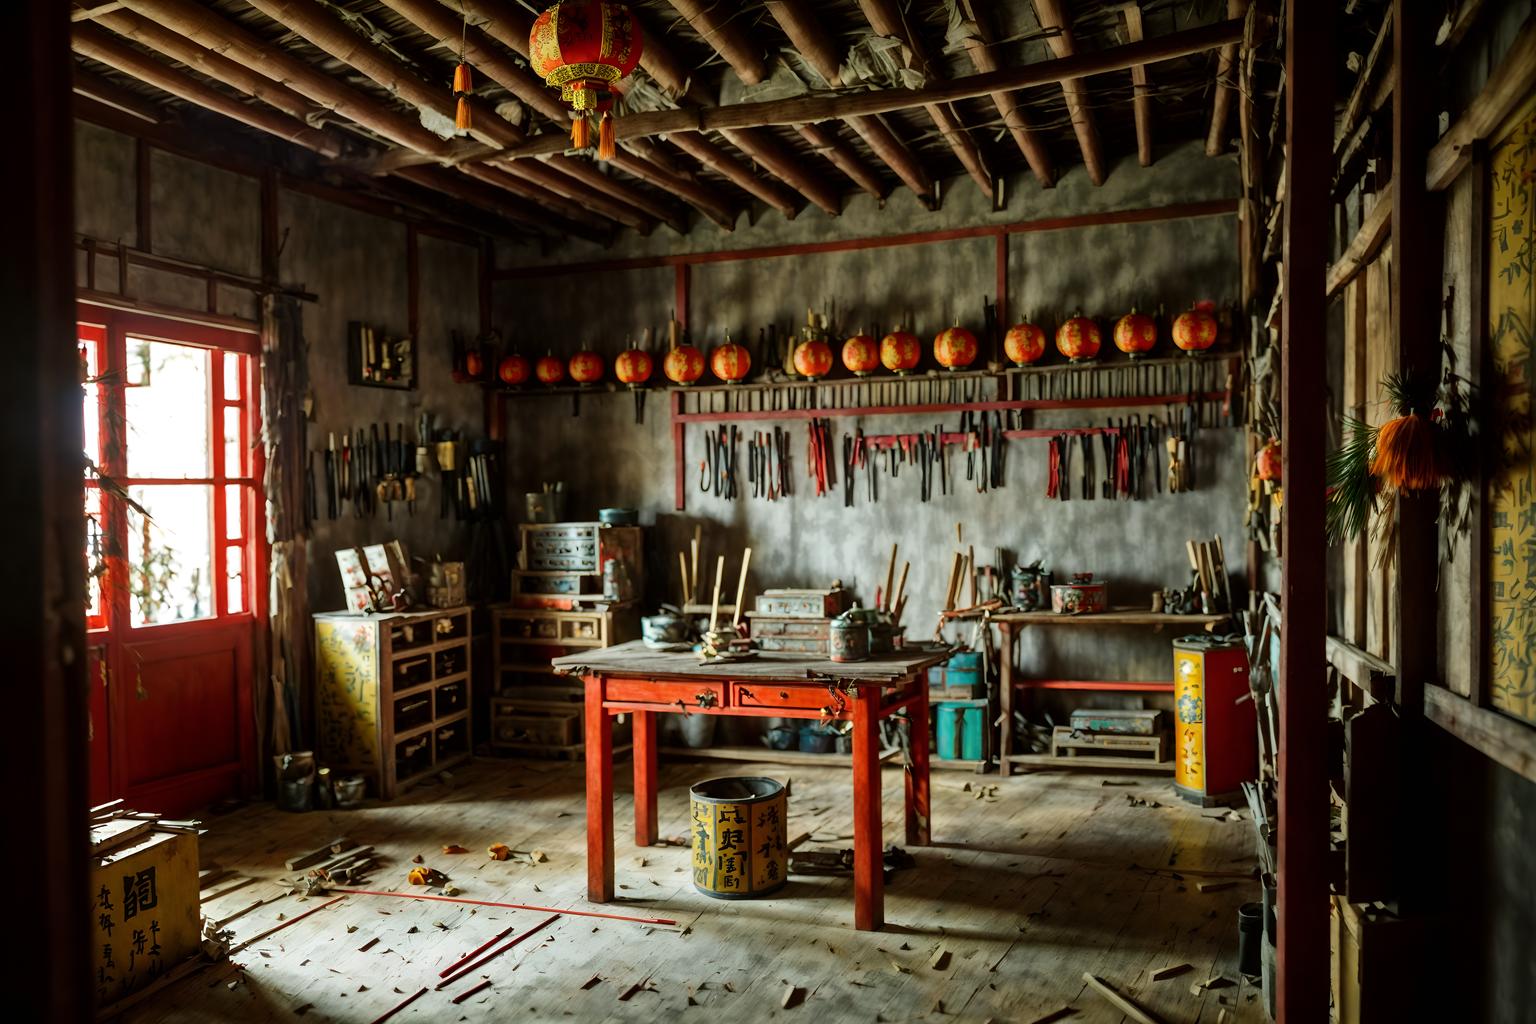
<box><xmin>995</xmin><ymin>608</ymin><xmax>1230</xmax><ymax>773</ymax></box>
<box><xmin>552</xmin><ymin>640</ymin><xmax>951</xmax><ymax>931</ymax></box>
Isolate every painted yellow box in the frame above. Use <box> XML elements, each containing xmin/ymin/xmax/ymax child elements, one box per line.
<box><xmin>91</xmin><ymin>828</ymin><xmax>200</xmax><ymax>1009</ymax></box>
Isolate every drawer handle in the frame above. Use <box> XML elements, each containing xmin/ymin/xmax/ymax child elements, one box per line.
<box><xmin>695</xmin><ymin>690</ymin><xmax>719</xmax><ymax>709</ymax></box>
<box><xmin>738</xmin><ymin>687</ymin><xmax>755</xmax><ymax>702</ymax></box>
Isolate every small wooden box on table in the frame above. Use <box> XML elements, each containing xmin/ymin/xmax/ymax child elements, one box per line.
<box><xmin>553</xmin><ymin>640</ymin><xmax>950</xmax><ymax>931</ymax></box>
<box><xmin>995</xmin><ymin>607</ymin><xmax>1229</xmax><ymax>774</ymax></box>
<box><xmin>314</xmin><ymin>606</ymin><xmax>473</xmax><ymax>799</ymax></box>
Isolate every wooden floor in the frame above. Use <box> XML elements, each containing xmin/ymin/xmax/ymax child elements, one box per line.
<box><xmin>125</xmin><ymin>756</ymin><xmax>1268</xmax><ymax>1023</ymax></box>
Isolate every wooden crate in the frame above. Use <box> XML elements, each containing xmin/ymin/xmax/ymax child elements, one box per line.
<box><xmin>314</xmin><ymin>606</ymin><xmax>473</xmax><ymax>799</ymax></box>
<box><xmin>746</xmin><ymin>612</ymin><xmax>831</xmax><ymax>654</ymax></box>
<box><xmin>1049</xmin><ymin>726</ymin><xmax>1168</xmax><ymax>762</ymax></box>
<box><xmin>91</xmin><ymin>824</ymin><xmax>200</xmax><ymax>1010</ymax></box>
<box><xmin>490</xmin><ymin>699</ymin><xmax>580</xmax><ymax>747</ymax></box>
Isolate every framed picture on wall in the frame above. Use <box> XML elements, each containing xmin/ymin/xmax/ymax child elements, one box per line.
<box><xmin>347</xmin><ymin>320</ymin><xmax>416</xmax><ymax>390</ymax></box>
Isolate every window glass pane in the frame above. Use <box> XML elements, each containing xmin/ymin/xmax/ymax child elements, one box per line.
<box><xmin>85</xmin><ymin>485</ymin><xmax>104</xmax><ymax>626</ymax></box>
<box><xmin>224</xmin><ymin>483</ymin><xmax>243</xmax><ymax>540</ymax></box>
<box><xmin>125</xmin><ymin>339</ymin><xmax>211</xmax><ymax>479</ymax></box>
<box><xmin>126</xmin><ymin>484</ymin><xmax>213</xmax><ymax>626</ymax></box>
<box><xmin>223</xmin><ymin>405</ymin><xmax>244</xmax><ymax>477</ymax></box>
<box><xmin>223</xmin><ymin>351</ymin><xmax>242</xmax><ymax>402</ymax></box>
<box><xmin>81</xmin><ymin>338</ymin><xmax>101</xmax><ymax>471</ymax></box>
<box><xmin>225</xmin><ymin>545</ymin><xmax>245</xmax><ymax>614</ymax></box>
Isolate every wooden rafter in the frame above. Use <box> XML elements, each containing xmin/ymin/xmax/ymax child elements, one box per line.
<box><xmin>1206</xmin><ymin>0</ymin><xmax>1250</xmax><ymax>155</ymax></box>
<box><xmin>609</xmin><ymin>150</ymin><xmax>738</xmax><ymax>231</ymax></box>
<box><xmin>664</xmin><ymin>0</ymin><xmax>768</xmax><ymax>85</ymax></box>
<box><xmin>763</xmin><ymin>0</ymin><xmax>933</xmax><ymax>203</ymax></box>
<box><xmin>719</xmin><ymin>127</ymin><xmax>840</xmax><ymax>215</ymax></box>
<box><xmin>72</xmin><ymin>65</ymin><xmax>166</xmax><ymax>123</ymax></box>
<box><xmin>1121</xmin><ymin>3</ymin><xmax>1154</xmax><ymax>167</ymax></box>
<box><xmin>395</xmin><ymin>165</ymin><xmax>602</xmax><ymax>241</ymax></box>
<box><xmin>856</xmin><ymin>0</ymin><xmax>994</xmax><ymax>198</ymax></box>
<box><xmin>955</xmin><ymin>0</ymin><xmax>1055</xmax><ymax>186</ymax></box>
<box><xmin>669</xmin><ymin>132</ymin><xmax>801</xmax><ymax>219</ymax></box>
<box><xmin>1033</xmin><ymin>0</ymin><xmax>1107</xmax><ymax>185</ymax></box>
<box><xmin>534</xmin><ymin>155</ymin><xmax>688</xmax><ymax>234</ymax></box>
<box><xmin>795</xmin><ymin>123</ymin><xmax>887</xmax><ymax>201</ymax></box>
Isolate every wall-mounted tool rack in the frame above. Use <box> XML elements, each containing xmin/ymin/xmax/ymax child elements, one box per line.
<box><xmin>667</xmin><ymin>352</ymin><xmax>1243</xmax><ymax>510</ymax></box>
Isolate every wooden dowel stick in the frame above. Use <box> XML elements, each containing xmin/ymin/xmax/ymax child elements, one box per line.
<box><xmin>1080</xmin><ymin>972</ymin><xmax>1163</xmax><ymax>1024</ymax></box>
<box><xmin>883</xmin><ymin>543</ymin><xmax>898</xmax><ymax>613</ymax></box>
<box><xmin>944</xmin><ymin>551</ymin><xmax>964</xmax><ymax>611</ymax></box>
<box><xmin>436</xmin><ymin>914</ymin><xmax>561</xmax><ymax>990</ymax></box>
<box><xmin>893</xmin><ymin>561</ymin><xmax>910</xmax><ymax>614</ymax></box>
<box><xmin>440</xmin><ymin>925</ymin><xmax>516</xmax><ymax>978</ymax></box>
<box><xmin>690</xmin><ymin>527</ymin><xmax>701</xmax><ymax>603</ymax></box>
<box><xmin>968</xmin><ymin>544</ymin><xmax>977</xmax><ymax>607</ymax></box>
<box><xmin>451</xmin><ymin>978</ymin><xmax>493</xmax><ymax>1004</ymax></box>
<box><xmin>368</xmin><ymin>986</ymin><xmax>427</xmax><ymax>1024</ymax></box>
<box><xmin>732</xmin><ymin>548</ymin><xmax>753</xmax><ymax>628</ymax></box>
<box><xmin>228</xmin><ymin>896</ymin><xmax>345</xmax><ymax>954</ymax></box>
<box><xmin>677</xmin><ymin>551</ymin><xmax>690</xmax><ymax>608</ymax></box>
<box><xmin>708</xmin><ymin>555</ymin><xmax>725</xmax><ymax>632</ymax></box>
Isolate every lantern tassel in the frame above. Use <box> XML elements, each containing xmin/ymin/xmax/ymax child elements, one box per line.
<box><xmin>455</xmin><ymin>96</ymin><xmax>472</xmax><ymax>132</ymax></box>
<box><xmin>571</xmin><ymin>115</ymin><xmax>589</xmax><ymax>150</ymax></box>
<box><xmin>598</xmin><ymin>111</ymin><xmax>616</xmax><ymax>161</ymax></box>
<box><xmin>453</xmin><ymin>62</ymin><xmax>473</xmax><ymax>132</ymax></box>
<box><xmin>1370</xmin><ymin>412</ymin><xmax>1443</xmax><ymax>491</ymax></box>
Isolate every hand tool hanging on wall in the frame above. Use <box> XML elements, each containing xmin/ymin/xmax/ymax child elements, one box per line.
<box><xmin>842</xmin><ymin>432</ymin><xmax>856</xmax><ymax>508</ymax></box>
<box><xmin>305</xmin><ymin>450</ymin><xmax>318</xmax><ymax>525</ymax></box>
<box><xmin>1080</xmin><ymin>433</ymin><xmax>1094</xmax><ymax>500</ymax></box>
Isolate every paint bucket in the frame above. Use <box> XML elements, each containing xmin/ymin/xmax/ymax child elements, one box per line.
<box><xmin>1237</xmin><ymin>901</ymin><xmax>1264</xmax><ymax>976</ymax></box>
<box><xmin>689</xmin><ymin>777</ymin><xmax>788</xmax><ymax>899</ymax></box>
<box><xmin>334</xmin><ymin>774</ymin><xmax>367</xmax><ymax>808</ymax></box>
<box><xmin>828</xmin><ymin>617</ymin><xmax>869</xmax><ymax>662</ymax></box>
<box><xmin>798</xmin><ymin>725</ymin><xmax>839</xmax><ymax>754</ymax></box>
<box><xmin>935</xmin><ymin>700</ymin><xmax>988</xmax><ymax>761</ymax></box>
<box><xmin>765</xmin><ymin>725</ymin><xmax>797</xmax><ymax>750</ymax></box>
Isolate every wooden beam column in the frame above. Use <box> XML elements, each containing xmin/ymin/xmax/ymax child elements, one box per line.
<box><xmin>1206</xmin><ymin>0</ymin><xmax>1251</xmax><ymax>155</ymax></box>
<box><xmin>1032</xmin><ymin>0</ymin><xmax>1107</xmax><ymax>185</ymax></box>
<box><xmin>1121</xmin><ymin>3</ymin><xmax>1154</xmax><ymax>167</ymax></box>
<box><xmin>1277</xmin><ymin>2</ymin><xmax>1332</xmax><ymax>1020</ymax></box>
<box><xmin>956</xmin><ymin>0</ymin><xmax>1055</xmax><ymax>186</ymax></box>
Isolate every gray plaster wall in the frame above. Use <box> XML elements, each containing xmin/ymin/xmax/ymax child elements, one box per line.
<box><xmin>494</xmin><ymin>143</ymin><xmax>1248</xmax><ymax>691</ymax></box>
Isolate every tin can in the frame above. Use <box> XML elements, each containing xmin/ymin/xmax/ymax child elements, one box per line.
<box><xmin>828</xmin><ymin>618</ymin><xmax>869</xmax><ymax>662</ymax></box>
<box><xmin>689</xmin><ymin>777</ymin><xmax>787</xmax><ymax>898</ymax></box>
<box><xmin>1050</xmin><ymin>573</ymin><xmax>1108</xmax><ymax>614</ymax></box>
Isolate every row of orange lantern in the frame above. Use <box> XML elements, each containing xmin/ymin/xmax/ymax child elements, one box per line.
<box><xmin>493</xmin><ymin>309</ymin><xmax>1219</xmax><ymax>388</ymax></box>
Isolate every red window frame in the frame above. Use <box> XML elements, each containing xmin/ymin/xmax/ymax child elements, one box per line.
<box><xmin>78</xmin><ymin>301</ymin><xmax>265</xmax><ymax>635</ymax></box>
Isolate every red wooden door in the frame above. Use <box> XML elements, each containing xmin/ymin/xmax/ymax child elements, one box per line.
<box><xmin>80</xmin><ymin>305</ymin><xmax>263</xmax><ymax>815</ymax></box>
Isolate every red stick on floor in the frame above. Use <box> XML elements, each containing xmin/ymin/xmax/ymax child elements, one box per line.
<box><xmin>329</xmin><ymin>887</ymin><xmax>676</xmax><ymax>926</ymax></box>
<box><xmin>451</xmin><ymin>978</ymin><xmax>493</xmax><ymax>1005</ymax></box>
<box><xmin>367</xmin><ymin>985</ymin><xmax>426</xmax><ymax>1024</ymax></box>
<box><xmin>439</xmin><ymin>925</ymin><xmax>515</xmax><ymax>978</ymax></box>
<box><xmin>228</xmin><ymin>896</ymin><xmax>346</xmax><ymax>955</ymax></box>
<box><xmin>435</xmin><ymin>913</ymin><xmax>561</xmax><ymax>990</ymax></box>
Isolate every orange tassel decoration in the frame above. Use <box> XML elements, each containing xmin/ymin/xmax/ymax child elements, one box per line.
<box><xmin>571</xmin><ymin>115</ymin><xmax>589</xmax><ymax>149</ymax></box>
<box><xmin>1369</xmin><ymin>413</ymin><xmax>1443</xmax><ymax>491</ymax></box>
<box><xmin>597</xmin><ymin>111</ymin><xmax>616</xmax><ymax>161</ymax></box>
<box><xmin>453</xmin><ymin>62</ymin><xmax>473</xmax><ymax>132</ymax></box>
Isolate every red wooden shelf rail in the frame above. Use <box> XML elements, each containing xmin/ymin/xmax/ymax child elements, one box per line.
<box><xmin>1013</xmin><ymin>679</ymin><xmax>1176</xmax><ymax>693</ymax></box>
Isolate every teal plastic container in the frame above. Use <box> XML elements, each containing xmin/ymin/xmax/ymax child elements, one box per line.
<box><xmin>934</xmin><ymin>699</ymin><xmax>988</xmax><ymax>761</ymax></box>
<box><xmin>946</xmin><ymin>651</ymin><xmax>984</xmax><ymax>688</ymax></box>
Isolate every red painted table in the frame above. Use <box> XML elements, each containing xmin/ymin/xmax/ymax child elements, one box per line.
<box><xmin>552</xmin><ymin>640</ymin><xmax>950</xmax><ymax>931</ymax></box>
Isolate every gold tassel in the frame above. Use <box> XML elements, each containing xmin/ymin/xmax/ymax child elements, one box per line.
<box><xmin>453</xmin><ymin>62</ymin><xmax>472</xmax><ymax>132</ymax></box>
<box><xmin>453</xmin><ymin>62</ymin><xmax>472</xmax><ymax>95</ymax></box>
<box><xmin>1370</xmin><ymin>413</ymin><xmax>1443</xmax><ymax>491</ymax></box>
<box><xmin>597</xmin><ymin>111</ymin><xmax>616</xmax><ymax>161</ymax></box>
<box><xmin>455</xmin><ymin>96</ymin><xmax>472</xmax><ymax>132</ymax></box>
<box><xmin>571</xmin><ymin>115</ymin><xmax>589</xmax><ymax>150</ymax></box>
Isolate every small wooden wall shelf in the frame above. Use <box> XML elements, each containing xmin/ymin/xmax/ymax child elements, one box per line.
<box><xmin>314</xmin><ymin>606</ymin><xmax>472</xmax><ymax>799</ymax></box>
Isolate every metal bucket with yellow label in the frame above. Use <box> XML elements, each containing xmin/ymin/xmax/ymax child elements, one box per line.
<box><xmin>689</xmin><ymin>776</ymin><xmax>787</xmax><ymax>899</ymax></box>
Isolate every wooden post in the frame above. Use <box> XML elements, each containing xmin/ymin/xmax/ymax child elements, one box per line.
<box><xmin>583</xmin><ymin>676</ymin><xmax>614</xmax><ymax>901</ymax></box>
<box><xmin>7</xmin><ymin>0</ymin><xmax>90</xmax><ymax>1017</ymax></box>
<box><xmin>850</xmin><ymin>688</ymin><xmax>884</xmax><ymax>930</ymax></box>
<box><xmin>632</xmin><ymin>710</ymin><xmax>657</xmax><ymax>847</ymax></box>
<box><xmin>1277</xmin><ymin>2</ymin><xmax>1332</xmax><ymax>1019</ymax></box>
<box><xmin>904</xmin><ymin>687</ymin><xmax>931</xmax><ymax>847</ymax></box>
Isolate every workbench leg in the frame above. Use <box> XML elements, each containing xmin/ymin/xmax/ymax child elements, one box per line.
<box><xmin>851</xmin><ymin>691</ymin><xmax>884</xmax><ymax>931</ymax></box>
<box><xmin>632</xmin><ymin>710</ymin><xmax>658</xmax><ymax>847</ymax></box>
<box><xmin>584</xmin><ymin>676</ymin><xmax>614</xmax><ymax>902</ymax></box>
<box><xmin>998</xmin><ymin>624</ymin><xmax>1015</xmax><ymax>775</ymax></box>
<box><xmin>904</xmin><ymin>690</ymin><xmax>931</xmax><ymax>847</ymax></box>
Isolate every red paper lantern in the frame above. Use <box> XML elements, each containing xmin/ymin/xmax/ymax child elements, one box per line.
<box><xmin>1055</xmin><ymin>315</ymin><xmax>1102</xmax><ymax>362</ymax></box>
<box><xmin>497</xmin><ymin>353</ymin><xmax>531</xmax><ymax>386</ymax></box>
<box><xmin>1003</xmin><ymin>321</ymin><xmax>1047</xmax><ymax>366</ymax></box>
<box><xmin>792</xmin><ymin>338</ymin><xmax>833</xmax><ymax>380</ymax></box>
<box><xmin>933</xmin><ymin>325</ymin><xmax>978</xmax><ymax>371</ymax></box>
<box><xmin>841</xmin><ymin>334</ymin><xmax>879</xmax><ymax>376</ymax></box>
<box><xmin>568</xmin><ymin>349</ymin><xmax>604</xmax><ymax>385</ymax></box>
<box><xmin>535</xmin><ymin>354</ymin><xmax>566</xmax><ymax>385</ymax></box>
<box><xmin>1113</xmin><ymin>309</ymin><xmax>1158</xmax><ymax>358</ymax></box>
<box><xmin>614</xmin><ymin>348</ymin><xmax>653</xmax><ymax>387</ymax></box>
<box><xmin>663</xmin><ymin>345</ymin><xmax>704</xmax><ymax>385</ymax></box>
<box><xmin>1256</xmin><ymin>440</ymin><xmax>1282</xmax><ymax>482</ymax></box>
<box><xmin>464</xmin><ymin>349</ymin><xmax>485</xmax><ymax>379</ymax></box>
<box><xmin>1172</xmin><ymin>309</ymin><xmax>1218</xmax><ymax>354</ymax></box>
<box><xmin>880</xmin><ymin>329</ymin><xmax>921</xmax><ymax>374</ymax></box>
<box><xmin>529</xmin><ymin>1</ymin><xmax>643</xmax><ymax>160</ymax></box>
<box><xmin>710</xmin><ymin>339</ymin><xmax>751</xmax><ymax>383</ymax></box>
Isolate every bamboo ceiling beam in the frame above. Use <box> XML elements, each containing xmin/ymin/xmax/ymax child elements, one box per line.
<box><xmin>668</xmin><ymin>132</ymin><xmax>802</xmax><ymax>219</ymax></box>
<box><xmin>856</xmin><ymin>0</ymin><xmax>993</xmax><ymax>198</ymax></box>
<box><xmin>664</xmin><ymin>0</ymin><xmax>768</xmax><ymax>86</ymax></box>
<box><xmin>463</xmin><ymin>20</ymin><xmax>1248</xmax><ymax>161</ymax></box>
<box><xmin>609</xmin><ymin>150</ymin><xmax>738</xmax><ymax>231</ymax></box>
<box><xmin>1121</xmin><ymin>3</ymin><xmax>1154</xmax><ymax>167</ymax></box>
<box><xmin>502</xmin><ymin>160</ymin><xmax>655</xmax><ymax>232</ymax></box>
<box><xmin>72</xmin><ymin>65</ymin><xmax>166</xmax><ymax>123</ymax></box>
<box><xmin>534</xmin><ymin>155</ymin><xmax>688</xmax><ymax>234</ymax></box>
<box><xmin>956</xmin><ymin>0</ymin><xmax>1055</xmax><ymax>186</ymax></box>
<box><xmin>795</xmin><ymin>123</ymin><xmax>887</xmax><ymax>201</ymax></box>
<box><xmin>719</xmin><ymin>127</ymin><xmax>840</xmax><ymax>215</ymax></box>
<box><xmin>763</xmin><ymin>0</ymin><xmax>932</xmax><ymax>203</ymax></box>
<box><xmin>1033</xmin><ymin>0</ymin><xmax>1107</xmax><ymax>185</ymax></box>
<box><xmin>1205</xmin><ymin>0</ymin><xmax>1250</xmax><ymax>155</ymax></box>
<box><xmin>395</xmin><ymin>164</ymin><xmax>602</xmax><ymax>241</ymax></box>
<box><xmin>71</xmin><ymin>24</ymin><xmax>345</xmax><ymax>159</ymax></box>
<box><xmin>115</xmin><ymin>0</ymin><xmax>456</xmax><ymax>157</ymax></box>
<box><xmin>91</xmin><ymin>8</ymin><xmax>324</xmax><ymax>126</ymax></box>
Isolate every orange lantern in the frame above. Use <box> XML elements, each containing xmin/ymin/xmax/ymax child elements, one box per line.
<box><xmin>1256</xmin><ymin>440</ymin><xmax>1282</xmax><ymax>482</ymax></box>
<box><xmin>933</xmin><ymin>324</ymin><xmax>978</xmax><ymax>371</ymax></box>
<box><xmin>497</xmin><ymin>353</ymin><xmax>531</xmax><ymax>386</ymax></box>
<box><xmin>1003</xmin><ymin>321</ymin><xmax>1047</xmax><ymax>366</ymax></box>
<box><xmin>1172</xmin><ymin>308</ymin><xmax>1219</xmax><ymax>354</ymax></box>
<box><xmin>464</xmin><ymin>349</ymin><xmax>485</xmax><ymax>379</ymax></box>
<box><xmin>841</xmin><ymin>333</ymin><xmax>879</xmax><ymax>377</ymax></box>
<box><xmin>710</xmin><ymin>339</ymin><xmax>751</xmax><ymax>383</ymax></box>
<box><xmin>614</xmin><ymin>347</ymin><xmax>653</xmax><ymax>387</ymax></box>
<box><xmin>568</xmin><ymin>349</ymin><xmax>604</xmax><ymax>385</ymax></box>
<box><xmin>1055</xmin><ymin>314</ymin><xmax>1102</xmax><ymax>363</ymax></box>
<box><xmin>1113</xmin><ymin>309</ymin><xmax>1158</xmax><ymax>358</ymax></box>
<box><xmin>529</xmin><ymin>1</ymin><xmax>643</xmax><ymax>160</ymax></box>
<box><xmin>663</xmin><ymin>344</ymin><xmax>704</xmax><ymax>385</ymax></box>
<box><xmin>535</xmin><ymin>353</ymin><xmax>566</xmax><ymax>386</ymax></box>
<box><xmin>880</xmin><ymin>329</ymin><xmax>921</xmax><ymax>375</ymax></box>
<box><xmin>793</xmin><ymin>338</ymin><xmax>833</xmax><ymax>380</ymax></box>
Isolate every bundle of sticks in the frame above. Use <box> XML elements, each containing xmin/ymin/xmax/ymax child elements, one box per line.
<box><xmin>873</xmin><ymin>543</ymin><xmax>910</xmax><ymax>628</ymax></box>
<box><xmin>1185</xmin><ymin>536</ymin><xmax>1231</xmax><ymax>613</ymax></box>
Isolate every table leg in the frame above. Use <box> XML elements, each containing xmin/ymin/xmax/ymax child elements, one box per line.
<box><xmin>632</xmin><ymin>710</ymin><xmax>658</xmax><ymax>847</ymax></box>
<box><xmin>851</xmin><ymin>689</ymin><xmax>884</xmax><ymax>931</ymax></box>
<box><xmin>999</xmin><ymin>623</ymin><xmax>1015</xmax><ymax>774</ymax></box>
<box><xmin>905</xmin><ymin>688</ymin><xmax>931</xmax><ymax>847</ymax></box>
<box><xmin>584</xmin><ymin>675</ymin><xmax>614</xmax><ymax>902</ymax></box>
